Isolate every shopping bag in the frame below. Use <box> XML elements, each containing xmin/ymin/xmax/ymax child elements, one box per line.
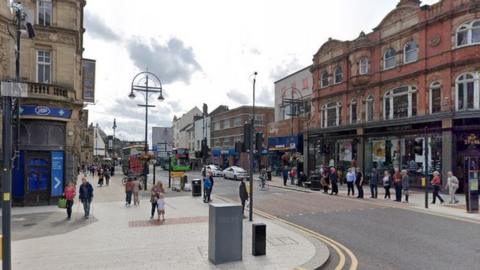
<box><xmin>58</xmin><ymin>198</ymin><xmax>67</xmax><ymax>209</ymax></box>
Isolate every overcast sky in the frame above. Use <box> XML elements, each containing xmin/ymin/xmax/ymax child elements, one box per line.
<box><xmin>83</xmin><ymin>0</ymin><xmax>439</xmax><ymax>142</ymax></box>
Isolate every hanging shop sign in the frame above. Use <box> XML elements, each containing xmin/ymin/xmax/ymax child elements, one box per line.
<box><xmin>20</xmin><ymin>105</ymin><xmax>72</xmax><ymax>119</ymax></box>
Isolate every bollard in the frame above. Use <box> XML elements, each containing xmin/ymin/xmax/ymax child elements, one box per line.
<box><xmin>252</xmin><ymin>223</ymin><xmax>266</xmax><ymax>256</ymax></box>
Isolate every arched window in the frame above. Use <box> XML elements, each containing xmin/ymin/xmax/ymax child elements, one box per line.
<box><xmin>383</xmin><ymin>86</ymin><xmax>417</xmax><ymax>120</ymax></box>
<box><xmin>456</xmin><ymin>20</ymin><xmax>480</xmax><ymax>47</ymax></box>
<box><xmin>359</xmin><ymin>57</ymin><xmax>369</xmax><ymax>75</ymax></box>
<box><xmin>334</xmin><ymin>66</ymin><xmax>343</xmax><ymax>84</ymax></box>
<box><xmin>384</xmin><ymin>48</ymin><xmax>396</xmax><ymax>69</ymax></box>
<box><xmin>404</xmin><ymin>41</ymin><xmax>418</xmax><ymax>63</ymax></box>
<box><xmin>321</xmin><ymin>102</ymin><xmax>342</xmax><ymax>127</ymax></box>
<box><xmin>429</xmin><ymin>82</ymin><xmax>441</xmax><ymax>114</ymax></box>
<box><xmin>321</xmin><ymin>70</ymin><xmax>329</xmax><ymax>88</ymax></box>
<box><xmin>350</xmin><ymin>98</ymin><xmax>357</xmax><ymax>124</ymax></box>
<box><xmin>456</xmin><ymin>73</ymin><xmax>479</xmax><ymax>111</ymax></box>
<box><xmin>365</xmin><ymin>95</ymin><xmax>374</xmax><ymax>122</ymax></box>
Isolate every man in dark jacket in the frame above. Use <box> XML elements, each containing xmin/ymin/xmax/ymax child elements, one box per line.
<box><xmin>370</xmin><ymin>167</ymin><xmax>379</xmax><ymax>198</ymax></box>
<box><xmin>79</xmin><ymin>177</ymin><xmax>94</xmax><ymax>219</ymax></box>
<box><xmin>239</xmin><ymin>179</ymin><xmax>249</xmax><ymax>217</ymax></box>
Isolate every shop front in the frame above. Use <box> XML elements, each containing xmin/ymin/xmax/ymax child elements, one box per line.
<box><xmin>268</xmin><ymin>135</ymin><xmax>303</xmax><ymax>176</ymax></box>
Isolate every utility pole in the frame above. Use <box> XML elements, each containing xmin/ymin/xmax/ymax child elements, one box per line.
<box><xmin>249</xmin><ymin>72</ymin><xmax>257</xmax><ymax>222</ymax></box>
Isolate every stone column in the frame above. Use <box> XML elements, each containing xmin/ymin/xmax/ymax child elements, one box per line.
<box><xmin>442</xmin><ymin>119</ymin><xmax>453</xmax><ymax>179</ymax></box>
<box><xmin>356</xmin><ymin>128</ymin><xmax>364</xmax><ymax>170</ymax></box>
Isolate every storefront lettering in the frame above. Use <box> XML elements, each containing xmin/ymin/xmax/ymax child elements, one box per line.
<box><xmin>464</xmin><ymin>134</ymin><xmax>480</xmax><ymax>146</ymax></box>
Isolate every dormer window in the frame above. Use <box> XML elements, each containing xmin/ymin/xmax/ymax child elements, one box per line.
<box><xmin>384</xmin><ymin>48</ymin><xmax>396</xmax><ymax>70</ymax></box>
<box><xmin>321</xmin><ymin>70</ymin><xmax>329</xmax><ymax>88</ymax></box>
<box><xmin>334</xmin><ymin>67</ymin><xmax>343</xmax><ymax>84</ymax></box>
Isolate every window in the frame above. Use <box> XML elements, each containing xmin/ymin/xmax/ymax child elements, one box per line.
<box><xmin>233</xmin><ymin>117</ymin><xmax>242</xmax><ymax>127</ymax></box>
<box><xmin>334</xmin><ymin>66</ymin><xmax>343</xmax><ymax>84</ymax></box>
<box><xmin>321</xmin><ymin>70</ymin><xmax>329</xmax><ymax>88</ymax></box>
<box><xmin>384</xmin><ymin>48</ymin><xmax>396</xmax><ymax>70</ymax></box>
<box><xmin>214</xmin><ymin>121</ymin><xmax>220</xmax><ymax>131</ymax></box>
<box><xmin>404</xmin><ymin>41</ymin><xmax>418</xmax><ymax>63</ymax></box>
<box><xmin>429</xmin><ymin>82</ymin><xmax>441</xmax><ymax>114</ymax></box>
<box><xmin>223</xmin><ymin>119</ymin><xmax>231</xmax><ymax>129</ymax></box>
<box><xmin>456</xmin><ymin>73</ymin><xmax>479</xmax><ymax>111</ymax></box>
<box><xmin>456</xmin><ymin>20</ymin><xmax>480</xmax><ymax>47</ymax></box>
<box><xmin>383</xmin><ymin>86</ymin><xmax>417</xmax><ymax>120</ymax></box>
<box><xmin>254</xmin><ymin>115</ymin><xmax>264</xmax><ymax>126</ymax></box>
<box><xmin>37</xmin><ymin>50</ymin><xmax>51</xmax><ymax>83</ymax></box>
<box><xmin>366</xmin><ymin>95</ymin><xmax>374</xmax><ymax>122</ymax></box>
<box><xmin>37</xmin><ymin>0</ymin><xmax>52</xmax><ymax>26</ymax></box>
<box><xmin>350</xmin><ymin>99</ymin><xmax>357</xmax><ymax>124</ymax></box>
<box><xmin>359</xmin><ymin>57</ymin><xmax>369</xmax><ymax>75</ymax></box>
<box><xmin>321</xmin><ymin>102</ymin><xmax>342</xmax><ymax>127</ymax></box>
<box><xmin>303</xmin><ymin>78</ymin><xmax>309</xmax><ymax>89</ymax></box>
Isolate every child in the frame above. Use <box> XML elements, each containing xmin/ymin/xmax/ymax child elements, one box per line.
<box><xmin>156</xmin><ymin>193</ymin><xmax>166</xmax><ymax>221</ymax></box>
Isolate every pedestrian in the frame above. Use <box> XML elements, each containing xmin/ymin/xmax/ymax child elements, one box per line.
<box><xmin>321</xmin><ymin>170</ymin><xmax>329</xmax><ymax>194</ymax></box>
<box><xmin>298</xmin><ymin>171</ymin><xmax>307</xmax><ymax>187</ymax></box>
<box><xmin>401</xmin><ymin>170</ymin><xmax>410</xmax><ymax>203</ymax></box>
<box><xmin>64</xmin><ymin>182</ymin><xmax>76</xmax><ymax>220</ymax></box>
<box><xmin>239</xmin><ymin>179</ymin><xmax>249</xmax><ymax>217</ymax></box>
<box><xmin>445</xmin><ymin>171</ymin><xmax>459</xmax><ymax>204</ymax></box>
<box><xmin>97</xmin><ymin>168</ymin><xmax>104</xmax><ymax>187</ymax></box>
<box><xmin>393</xmin><ymin>168</ymin><xmax>402</xmax><ymax>202</ymax></box>
<box><xmin>104</xmin><ymin>168</ymin><xmax>111</xmax><ymax>186</ymax></box>
<box><xmin>337</xmin><ymin>167</ymin><xmax>345</xmax><ymax>186</ymax></box>
<box><xmin>431</xmin><ymin>171</ymin><xmax>445</xmax><ymax>204</ymax></box>
<box><xmin>346</xmin><ymin>167</ymin><xmax>356</xmax><ymax>196</ymax></box>
<box><xmin>356</xmin><ymin>167</ymin><xmax>364</xmax><ymax>199</ymax></box>
<box><xmin>383</xmin><ymin>170</ymin><xmax>391</xmax><ymax>199</ymax></box>
<box><xmin>329</xmin><ymin>167</ymin><xmax>338</xmax><ymax>195</ymax></box>
<box><xmin>110</xmin><ymin>165</ymin><xmax>115</xmax><ymax>176</ymax></box>
<box><xmin>203</xmin><ymin>176</ymin><xmax>212</xmax><ymax>203</ymax></box>
<box><xmin>125</xmin><ymin>178</ymin><xmax>135</xmax><ymax>206</ymax></box>
<box><xmin>208</xmin><ymin>172</ymin><xmax>214</xmax><ymax>196</ymax></box>
<box><xmin>150</xmin><ymin>183</ymin><xmax>163</xmax><ymax>219</ymax></box>
<box><xmin>282</xmin><ymin>166</ymin><xmax>289</xmax><ymax>186</ymax></box>
<box><xmin>290</xmin><ymin>167</ymin><xmax>297</xmax><ymax>185</ymax></box>
<box><xmin>133</xmin><ymin>177</ymin><xmax>140</xmax><ymax>206</ymax></box>
<box><xmin>370</xmin><ymin>167</ymin><xmax>379</xmax><ymax>198</ymax></box>
<box><xmin>78</xmin><ymin>176</ymin><xmax>94</xmax><ymax>219</ymax></box>
<box><xmin>156</xmin><ymin>193</ymin><xmax>166</xmax><ymax>221</ymax></box>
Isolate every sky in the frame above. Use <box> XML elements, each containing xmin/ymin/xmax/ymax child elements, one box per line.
<box><xmin>83</xmin><ymin>0</ymin><xmax>439</xmax><ymax>143</ymax></box>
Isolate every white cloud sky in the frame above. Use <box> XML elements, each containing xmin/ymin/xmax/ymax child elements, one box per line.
<box><xmin>83</xmin><ymin>0</ymin><xmax>440</xmax><ymax>142</ymax></box>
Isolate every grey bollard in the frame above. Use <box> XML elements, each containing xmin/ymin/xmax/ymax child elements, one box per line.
<box><xmin>252</xmin><ymin>223</ymin><xmax>266</xmax><ymax>256</ymax></box>
<box><xmin>208</xmin><ymin>203</ymin><xmax>243</xmax><ymax>264</ymax></box>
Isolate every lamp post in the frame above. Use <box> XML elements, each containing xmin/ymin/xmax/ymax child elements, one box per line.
<box><xmin>95</xmin><ymin>123</ymin><xmax>99</xmax><ymax>161</ymax></box>
<box><xmin>249</xmin><ymin>72</ymin><xmax>257</xmax><ymax>222</ymax></box>
<box><xmin>112</xmin><ymin>118</ymin><xmax>117</xmax><ymax>165</ymax></box>
<box><xmin>128</xmin><ymin>72</ymin><xmax>164</xmax><ymax>190</ymax></box>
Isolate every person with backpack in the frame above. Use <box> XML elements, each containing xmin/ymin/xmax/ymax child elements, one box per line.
<box><xmin>239</xmin><ymin>179</ymin><xmax>249</xmax><ymax>217</ymax></box>
<box><xmin>203</xmin><ymin>176</ymin><xmax>213</xmax><ymax>203</ymax></box>
<box><xmin>64</xmin><ymin>182</ymin><xmax>76</xmax><ymax>220</ymax></box>
<box><xmin>79</xmin><ymin>177</ymin><xmax>94</xmax><ymax>219</ymax></box>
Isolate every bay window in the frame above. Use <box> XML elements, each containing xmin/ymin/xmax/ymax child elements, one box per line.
<box><xmin>456</xmin><ymin>20</ymin><xmax>480</xmax><ymax>47</ymax></box>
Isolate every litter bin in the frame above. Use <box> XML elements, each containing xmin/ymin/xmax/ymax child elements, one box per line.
<box><xmin>252</xmin><ymin>223</ymin><xmax>266</xmax><ymax>256</ymax></box>
<box><xmin>309</xmin><ymin>174</ymin><xmax>321</xmax><ymax>191</ymax></box>
<box><xmin>192</xmin><ymin>179</ymin><xmax>202</xmax><ymax>197</ymax></box>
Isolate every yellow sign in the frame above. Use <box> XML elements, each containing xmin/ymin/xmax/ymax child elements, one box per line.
<box><xmin>3</xmin><ymin>192</ymin><xmax>10</xmax><ymax>201</ymax></box>
<box><xmin>171</xmin><ymin>171</ymin><xmax>185</xmax><ymax>178</ymax></box>
<box><xmin>421</xmin><ymin>177</ymin><xmax>426</xmax><ymax>187</ymax></box>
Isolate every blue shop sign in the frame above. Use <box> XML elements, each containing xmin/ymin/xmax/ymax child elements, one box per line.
<box><xmin>51</xmin><ymin>151</ymin><xmax>64</xmax><ymax>197</ymax></box>
<box><xmin>20</xmin><ymin>105</ymin><xmax>72</xmax><ymax>119</ymax></box>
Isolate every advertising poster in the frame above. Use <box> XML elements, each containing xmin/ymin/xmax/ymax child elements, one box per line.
<box><xmin>82</xmin><ymin>58</ymin><xmax>96</xmax><ymax>103</ymax></box>
<box><xmin>51</xmin><ymin>151</ymin><xmax>64</xmax><ymax>197</ymax></box>
<box><xmin>339</xmin><ymin>141</ymin><xmax>352</xmax><ymax>161</ymax></box>
<box><xmin>372</xmin><ymin>140</ymin><xmax>386</xmax><ymax>162</ymax></box>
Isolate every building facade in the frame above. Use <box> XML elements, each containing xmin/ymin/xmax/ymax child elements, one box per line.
<box><xmin>152</xmin><ymin>127</ymin><xmax>173</xmax><ymax>154</ymax></box>
<box><xmin>308</xmin><ymin>0</ymin><xmax>480</xmax><ymax>191</ymax></box>
<box><xmin>172</xmin><ymin>106</ymin><xmax>202</xmax><ymax>149</ymax></box>
<box><xmin>0</xmin><ymin>0</ymin><xmax>89</xmax><ymax>204</ymax></box>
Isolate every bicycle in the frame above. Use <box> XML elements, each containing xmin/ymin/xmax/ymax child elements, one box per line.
<box><xmin>258</xmin><ymin>175</ymin><xmax>269</xmax><ymax>191</ymax></box>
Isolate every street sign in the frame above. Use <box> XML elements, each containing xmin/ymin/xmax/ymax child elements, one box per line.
<box><xmin>0</xmin><ymin>81</ymin><xmax>28</xmax><ymax>97</ymax></box>
<box><xmin>171</xmin><ymin>171</ymin><xmax>185</xmax><ymax>178</ymax></box>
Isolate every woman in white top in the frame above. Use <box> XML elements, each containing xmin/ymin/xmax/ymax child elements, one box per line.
<box><xmin>156</xmin><ymin>193</ymin><xmax>166</xmax><ymax>221</ymax></box>
<box><xmin>445</xmin><ymin>171</ymin><xmax>459</xmax><ymax>204</ymax></box>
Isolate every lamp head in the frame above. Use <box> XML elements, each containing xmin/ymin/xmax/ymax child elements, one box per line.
<box><xmin>128</xmin><ymin>92</ymin><xmax>136</xmax><ymax>99</ymax></box>
<box><xmin>157</xmin><ymin>94</ymin><xmax>165</xmax><ymax>101</ymax></box>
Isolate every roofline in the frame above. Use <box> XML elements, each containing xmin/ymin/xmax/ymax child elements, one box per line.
<box><xmin>274</xmin><ymin>65</ymin><xmax>313</xmax><ymax>84</ymax></box>
<box><xmin>212</xmin><ymin>105</ymin><xmax>274</xmax><ymax>117</ymax></box>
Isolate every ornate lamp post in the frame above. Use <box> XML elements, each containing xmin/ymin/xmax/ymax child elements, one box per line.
<box><xmin>128</xmin><ymin>72</ymin><xmax>164</xmax><ymax>189</ymax></box>
<box><xmin>112</xmin><ymin>118</ymin><xmax>117</xmax><ymax>164</ymax></box>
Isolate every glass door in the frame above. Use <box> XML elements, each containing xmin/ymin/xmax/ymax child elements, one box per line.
<box><xmin>25</xmin><ymin>152</ymin><xmax>51</xmax><ymax>203</ymax></box>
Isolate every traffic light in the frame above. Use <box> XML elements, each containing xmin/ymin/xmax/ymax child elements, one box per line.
<box><xmin>255</xmin><ymin>132</ymin><xmax>263</xmax><ymax>151</ymax></box>
<box><xmin>201</xmin><ymin>138</ymin><xmax>209</xmax><ymax>158</ymax></box>
<box><xmin>414</xmin><ymin>139</ymin><xmax>423</xmax><ymax>155</ymax></box>
<box><xmin>243</xmin><ymin>123</ymin><xmax>252</xmax><ymax>148</ymax></box>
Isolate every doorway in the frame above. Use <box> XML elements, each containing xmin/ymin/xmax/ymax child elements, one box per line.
<box><xmin>24</xmin><ymin>152</ymin><xmax>51</xmax><ymax>204</ymax></box>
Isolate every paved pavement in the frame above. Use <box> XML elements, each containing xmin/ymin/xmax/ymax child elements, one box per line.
<box><xmin>11</xmin><ymin>167</ymin><xmax>330</xmax><ymax>270</ymax></box>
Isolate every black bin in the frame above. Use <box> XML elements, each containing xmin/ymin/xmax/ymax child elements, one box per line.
<box><xmin>309</xmin><ymin>175</ymin><xmax>321</xmax><ymax>191</ymax></box>
<box><xmin>252</xmin><ymin>223</ymin><xmax>266</xmax><ymax>256</ymax></box>
<box><xmin>192</xmin><ymin>179</ymin><xmax>202</xmax><ymax>197</ymax></box>
<box><xmin>267</xmin><ymin>170</ymin><xmax>272</xmax><ymax>181</ymax></box>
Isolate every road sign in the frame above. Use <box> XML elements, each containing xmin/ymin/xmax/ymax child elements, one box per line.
<box><xmin>171</xmin><ymin>171</ymin><xmax>185</xmax><ymax>178</ymax></box>
<box><xmin>0</xmin><ymin>81</ymin><xmax>28</xmax><ymax>97</ymax></box>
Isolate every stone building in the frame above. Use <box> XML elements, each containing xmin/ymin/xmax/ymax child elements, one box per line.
<box><xmin>308</xmin><ymin>0</ymin><xmax>480</xmax><ymax>191</ymax></box>
<box><xmin>0</xmin><ymin>0</ymin><xmax>90</xmax><ymax>204</ymax></box>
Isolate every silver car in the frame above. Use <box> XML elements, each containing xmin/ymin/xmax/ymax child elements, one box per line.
<box><xmin>202</xmin><ymin>165</ymin><xmax>223</xmax><ymax>177</ymax></box>
<box><xmin>223</xmin><ymin>166</ymin><xmax>248</xmax><ymax>181</ymax></box>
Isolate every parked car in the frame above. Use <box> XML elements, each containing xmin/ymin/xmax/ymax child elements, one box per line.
<box><xmin>223</xmin><ymin>166</ymin><xmax>248</xmax><ymax>181</ymax></box>
<box><xmin>202</xmin><ymin>165</ymin><xmax>223</xmax><ymax>177</ymax></box>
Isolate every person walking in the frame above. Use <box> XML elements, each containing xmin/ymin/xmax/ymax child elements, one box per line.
<box><xmin>239</xmin><ymin>179</ymin><xmax>249</xmax><ymax>217</ymax></box>
<box><xmin>393</xmin><ymin>168</ymin><xmax>402</xmax><ymax>202</ymax></box>
<box><xmin>445</xmin><ymin>171</ymin><xmax>460</xmax><ymax>204</ymax></box>
<box><xmin>156</xmin><ymin>193</ymin><xmax>166</xmax><ymax>221</ymax></box>
<box><xmin>64</xmin><ymin>182</ymin><xmax>76</xmax><ymax>220</ymax></box>
<box><xmin>79</xmin><ymin>177</ymin><xmax>94</xmax><ymax>219</ymax></box>
<box><xmin>290</xmin><ymin>167</ymin><xmax>297</xmax><ymax>185</ymax></box>
<box><xmin>97</xmin><ymin>168</ymin><xmax>104</xmax><ymax>187</ymax></box>
<box><xmin>203</xmin><ymin>176</ymin><xmax>213</xmax><ymax>203</ymax></box>
<box><xmin>321</xmin><ymin>169</ymin><xmax>329</xmax><ymax>194</ymax></box>
<box><xmin>356</xmin><ymin>167</ymin><xmax>364</xmax><ymax>199</ymax></box>
<box><xmin>370</xmin><ymin>167</ymin><xmax>379</xmax><ymax>198</ymax></box>
<box><xmin>150</xmin><ymin>183</ymin><xmax>163</xmax><ymax>219</ymax></box>
<box><xmin>282</xmin><ymin>166</ymin><xmax>289</xmax><ymax>186</ymax></box>
<box><xmin>329</xmin><ymin>167</ymin><xmax>338</xmax><ymax>195</ymax></box>
<box><xmin>383</xmin><ymin>170</ymin><xmax>391</xmax><ymax>199</ymax></box>
<box><xmin>133</xmin><ymin>177</ymin><xmax>140</xmax><ymax>206</ymax></box>
<box><xmin>208</xmin><ymin>172</ymin><xmax>214</xmax><ymax>197</ymax></box>
<box><xmin>346</xmin><ymin>167</ymin><xmax>356</xmax><ymax>196</ymax></box>
<box><xmin>401</xmin><ymin>170</ymin><xmax>410</xmax><ymax>203</ymax></box>
<box><xmin>125</xmin><ymin>178</ymin><xmax>135</xmax><ymax>206</ymax></box>
<box><xmin>431</xmin><ymin>171</ymin><xmax>445</xmax><ymax>204</ymax></box>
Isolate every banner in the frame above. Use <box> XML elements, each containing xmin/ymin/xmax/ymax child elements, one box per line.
<box><xmin>51</xmin><ymin>151</ymin><xmax>64</xmax><ymax>197</ymax></box>
<box><xmin>82</xmin><ymin>58</ymin><xmax>96</xmax><ymax>103</ymax></box>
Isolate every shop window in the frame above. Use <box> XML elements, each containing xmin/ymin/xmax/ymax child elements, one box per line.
<box><xmin>456</xmin><ymin>20</ymin><xmax>480</xmax><ymax>47</ymax></box>
<box><xmin>384</xmin><ymin>48</ymin><xmax>396</xmax><ymax>70</ymax></box>
<box><xmin>350</xmin><ymin>99</ymin><xmax>357</xmax><ymax>124</ymax></box>
<box><xmin>334</xmin><ymin>66</ymin><xmax>343</xmax><ymax>84</ymax></box>
<box><xmin>321</xmin><ymin>102</ymin><xmax>341</xmax><ymax>127</ymax></box>
<box><xmin>404</xmin><ymin>41</ymin><xmax>418</xmax><ymax>63</ymax></box>
<box><xmin>456</xmin><ymin>73</ymin><xmax>479</xmax><ymax>111</ymax></box>
<box><xmin>359</xmin><ymin>57</ymin><xmax>369</xmax><ymax>75</ymax></box>
<box><xmin>37</xmin><ymin>0</ymin><xmax>52</xmax><ymax>26</ymax></box>
<box><xmin>321</xmin><ymin>70</ymin><xmax>329</xmax><ymax>88</ymax></box>
<box><xmin>383</xmin><ymin>86</ymin><xmax>417</xmax><ymax>120</ymax></box>
<box><xmin>366</xmin><ymin>95</ymin><xmax>374</xmax><ymax>122</ymax></box>
<box><xmin>429</xmin><ymin>82</ymin><xmax>441</xmax><ymax>114</ymax></box>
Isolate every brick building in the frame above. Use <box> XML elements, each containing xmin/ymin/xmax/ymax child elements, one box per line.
<box><xmin>210</xmin><ymin>106</ymin><xmax>274</xmax><ymax>170</ymax></box>
<box><xmin>308</xmin><ymin>0</ymin><xmax>480</xmax><ymax>191</ymax></box>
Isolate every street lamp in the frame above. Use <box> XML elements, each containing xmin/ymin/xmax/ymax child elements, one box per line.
<box><xmin>128</xmin><ymin>71</ymin><xmax>164</xmax><ymax>190</ymax></box>
<box><xmin>249</xmin><ymin>72</ymin><xmax>257</xmax><ymax>222</ymax></box>
<box><xmin>112</xmin><ymin>118</ymin><xmax>117</xmax><ymax>165</ymax></box>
